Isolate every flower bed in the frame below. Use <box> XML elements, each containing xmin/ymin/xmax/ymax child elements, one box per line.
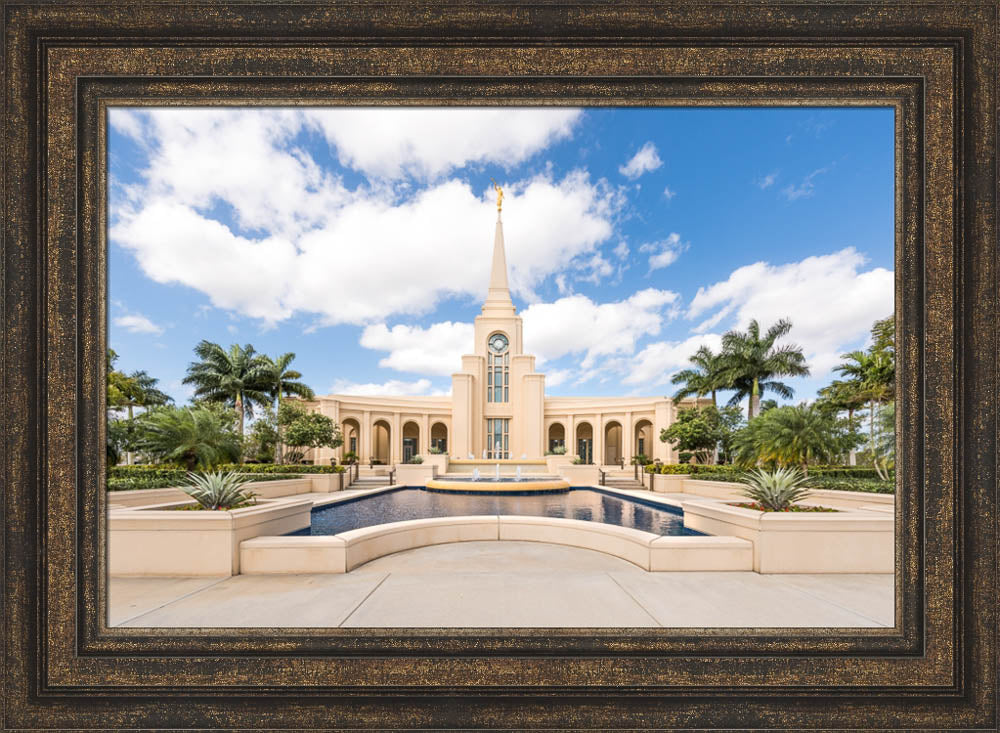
<box><xmin>729</xmin><ymin>502</ymin><xmax>837</xmax><ymax>513</ymax></box>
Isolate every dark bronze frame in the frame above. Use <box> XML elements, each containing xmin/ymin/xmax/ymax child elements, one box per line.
<box><xmin>2</xmin><ymin>2</ymin><xmax>997</xmax><ymax>730</ymax></box>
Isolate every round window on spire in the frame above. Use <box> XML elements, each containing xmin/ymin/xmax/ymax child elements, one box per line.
<box><xmin>488</xmin><ymin>333</ymin><xmax>509</xmax><ymax>354</ymax></box>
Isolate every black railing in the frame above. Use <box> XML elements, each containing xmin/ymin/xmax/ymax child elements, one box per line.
<box><xmin>388</xmin><ymin>468</ymin><xmax>396</xmax><ymax>486</ymax></box>
<box><xmin>598</xmin><ymin>469</ymin><xmax>606</xmax><ymax>486</ymax></box>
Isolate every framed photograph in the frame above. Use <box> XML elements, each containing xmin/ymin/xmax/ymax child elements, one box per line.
<box><xmin>3</xmin><ymin>2</ymin><xmax>997</xmax><ymax>730</ymax></box>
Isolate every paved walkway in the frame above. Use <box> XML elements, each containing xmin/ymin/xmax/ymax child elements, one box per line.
<box><xmin>110</xmin><ymin>541</ymin><xmax>894</xmax><ymax>628</ymax></box>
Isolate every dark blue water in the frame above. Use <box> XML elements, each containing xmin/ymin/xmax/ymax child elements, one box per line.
<box><xmin>291</xmin><ymin>488</ymin><xmax>703</xmax><ymax>537</ymax></box>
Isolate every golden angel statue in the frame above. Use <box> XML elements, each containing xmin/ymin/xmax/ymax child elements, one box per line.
<box><xmin>491</xmin><ymin>178</ymin><xmax>503</xmax><ymax>211</ymax></box>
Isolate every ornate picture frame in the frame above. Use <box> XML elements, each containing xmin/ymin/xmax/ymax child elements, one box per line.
<box><xmin>3</xmin><ymin>2</ymin><xmax>996</xmax><ymax>729</ymax></box>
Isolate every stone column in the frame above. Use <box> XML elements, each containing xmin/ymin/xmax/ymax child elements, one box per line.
<box><xmin>421</xmin><ymin>414</ymin><xmax>430</xmax><ymax>457</ymax></box>
<box><xmin>624</xmin><ymin>410</ymin><xmax>634</xmax><ymax>466</ymax></box>
<box><xmin>362</xmin><ymin>410</ymin><xmax>371</xmax><ymax>465</ymax></box>
<box><xmin>391</xmin><ymin>412</ymin><xmax>401</xmax><ymax>465</ymax></box>
<box><xmin>594</xmin><ymin>413</ymin><xmax>604</xmax><ymax>466</ymax></box>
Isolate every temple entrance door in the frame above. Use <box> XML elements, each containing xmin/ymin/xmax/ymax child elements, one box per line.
<box><xmin>577</xmin><ymin>438</ymin><xmax>593</xmax><ymax>464</ymax></box>
<box><xmin>402</xmin><ymin>437</ymin><xmax>417</xmax><ymax>462</ymax></box>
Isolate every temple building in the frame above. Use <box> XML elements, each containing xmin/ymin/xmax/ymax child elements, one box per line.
<box><xmin>306</xmin><ymin>199</ymin><xmax>693</xmax><ymax>467</ymax></box>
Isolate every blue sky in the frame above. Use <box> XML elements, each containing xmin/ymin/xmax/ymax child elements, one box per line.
<box><xmin>108</xmin><ymin>106</ymin><xmax>894</xmax><ymax>408</ymax></box>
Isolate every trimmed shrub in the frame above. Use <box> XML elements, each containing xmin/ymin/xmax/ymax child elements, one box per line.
<box><xmin>215</xmin><ymin>463</ymin><xmax>345</xmax><ymax>474</ymax></box>
<box><xmin>106</xmin><ymin>462</ymin><xmax>344</xmax><ymax>492</ymax></box>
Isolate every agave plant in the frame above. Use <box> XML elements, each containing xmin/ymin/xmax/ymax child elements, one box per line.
<box><xmin>181</xmin><ymin>470</ymin><xmax>257</xmax><ymax>510</ymax></box>
<box><xmin>740</xmin><ymin>466</ymin><xmax>812</xmax><ymax>511</ymax></box>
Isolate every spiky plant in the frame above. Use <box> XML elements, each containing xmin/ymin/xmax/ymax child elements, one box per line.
<box><xmin>181</xmin><ymin>471</ymin><xmax>257</xmax><ymax>510</ymax></box>
<box><xmin>740</xmin><ymin>467</ymin><xmax>812</xmax><ymax>512</ymax></box>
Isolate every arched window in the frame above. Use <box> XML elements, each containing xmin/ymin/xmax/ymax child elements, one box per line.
<box><xmin>486</xmin><ymin>332</ymin><xmax>509</xmax><ymax>403</ymax></box>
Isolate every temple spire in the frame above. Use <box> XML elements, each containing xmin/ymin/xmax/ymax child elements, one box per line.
<box><xmin>482</xmin><ymin>209</ymin><xmax>516</xmax><ymax>315</ymax></box>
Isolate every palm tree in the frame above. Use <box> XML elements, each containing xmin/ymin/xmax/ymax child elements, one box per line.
<box><xmin>733</xmin><ymin>403</ymin><xmax>857</xmax><ymax>474</ymax></box>
<box><xmin>182</xmin><ymin>341</ymin><xmax>272</xmax><ymax>438</ymax></box>
<box><xmin>136</xmin><ymin>405</ymin><xmax>242</xmax><ymax>471</ymax></box>
<box><xmin>671</xmin><ymin>345</ymin><xmax>727</xmax><ymax>407</ymax></box>
<box><xmin>719</xmin><ymin>318</ymin><xmax>811</xmax><ymax>420</ymax></box>
<box><xmin>816</xmin><ymin>379</ymin><xmax>868</xmax><ymax>465</ymax></box>
<box><xmin>835</xmin><ymin>347</ymin><xmax>894</xmax><ymax>476</ymax></box>
<box><xmin>263</xmin><ymin>352</ymin><xmax>315</xmax><ymax>464</ymax></box>
<box><xmin>106</xmin><ymin>349</ymin><xmax>172</xmax><ymax>464</ymax></box>
<box><xmin>118</xmin><ymin>370</ymin><xmax>172</xmax><ymax>420</ymax></box>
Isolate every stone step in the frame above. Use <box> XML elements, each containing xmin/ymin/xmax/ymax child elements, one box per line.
<box><xmin>602</xmin><ymin>480</ymin><xmax>647</xmax><ymax>490</ymax></box>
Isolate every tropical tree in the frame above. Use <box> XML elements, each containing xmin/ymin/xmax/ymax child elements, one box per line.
<box><xmin>671</xmin><ymin>345</ymin><xmax>728</xmax><ymax>407</ymax></box>
<box><xmin>107</xmin><ymin>349</ymin><xmax>130</xmax><ymax>409</ymax></box>
<box><xmin>262</xmin><ymin>352</ymin><xmax>314</xmax><ymax>464</ymax></box>
<box><xmin>244</xmin><ymin>407</ymin><xmax>279</xmax><ymax>463</ymax></box>
<box><xmin>106</xmin><ymin>349</ymin><xmax>172</xmax><ymax>464</ymax></box>
<box><xmin>182</xmin><ymin>341</ymin><xmax>272</xmax><ymax>438</ymax></box>
<box><xmin>659</xmin><ymin>405</ymin><xmax>743</xmax><ymax>465</ymax></box>
<box><xmin>135</xmin><ymin>405</ymin><xmax>242</xmax><ymax>471</ymax></box>
<box><xmin>835</xmin><ymin>341</ymin><xmax>894</xmax><ymax>478</ymax></box>
<box><xmin>278</xmin><ymin>400</ymin><xmax>343</xmax><ymax>462</ymax></box>
<box><xmin>816</xmin><ymin>378</ymin><xmax>868</xmax><ymax>465</ymax></box>
<box><xmin>660</xmin><ymin>407</ymin><xmax>724</xmax><ymax>465</ymax></box>
<box><xmin>718</xmin><ymin>318</ymin><xmax>811</xmax><ymax>420</ymax></box>
<box><xmin>732</xmin><ymin>403</ymin><xmax>860</xmax><ymax>474</ymax></box>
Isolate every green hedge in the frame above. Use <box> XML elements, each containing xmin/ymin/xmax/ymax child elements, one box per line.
<box><xmin>653</xmin><ymin>470</ymin><xmax>894</xmax><ymax>494</ymax></box>
<box><xmin>106</xmin><ymin>463</ymin><xmax>344</xmax><ymax>492</ymax></box>
<box><xmin>215</xmin><ymin>463</ymin><xmax>345</xmax><ymax>474</ymax></box>
<box><xmin>109</xmin><ymin>463</ymin><xmax>344</xmax><ymax>478</ymax></box>
<box><xmin>799</xmin><ymin>477</ymin><xmax>895</xmax><ymax>494</ymax></box>
<box><xmin>107</xmin><ymin>473</ymin><xmax>297</xmax><ymax>492</ymax></box>
<box><xmin>643</xmin><ymin>463</ymin><xmax>891</xmax><ymax>480</ymax></box>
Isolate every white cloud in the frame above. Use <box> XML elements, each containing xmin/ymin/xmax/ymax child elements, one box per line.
<box><xmin>522</xmin><ymin>289</ymin><xmax>680</xmax><ymax>369</ymax></box>
<box><xmin>618</xmin><ymin>142</ymin><xmax>663</xmax><ymax>180</ymax></box>
<box><xmin>329</xmin><ymin>378</ymin><xmax>447</xmax><ymax>397</ymax></box>
<box><xmin>360</xmin><ymin>321</ymin><xmax>474</xmax><ymax>376</ymax></box>
<box><xmin>304</xmin><ymin>108</ymin><xmax>582</xmax><ymax>180</ymax></box>
<box><xmin>756</xmin><ymin>171</ymin><xmax>778</xmax><ymax>189</ymax></box>
<box><xmin>639</xmin><ymin>232</ymin><xmax>687</xmax><ymax>272</ymax></box>
<box><xmin>687</xmin><ymin>247</ymin><xmax>893</xmax><ymax>375</ymax></box>
<box><xmin>543</xmin><ymin>368</ymin><xmax>574</xmax><ymax>388</ymax></box>
<box><xmin>612</xmin><ymin>241</ymin><xmax>629</xmax><ymax>259</ymax></box>
<box><xmin>113</xmin><ymin>313</ymin><xmax>164</xmax><ymax>335</ymax></box>
<box><xmin>110</xmin><ymin>107</ymin><xmax>624</xmax><ymax>327</ymax></box>
<box><xmin>663</xmin><ymin>186</ymin><xmax>676</xmax><ymax>200</ymax></box>
<box><xmin>782</xmin><ymin>167</ymin><xmax>828</xmax><ymax>200</ymax></box>
<box><xmin>624</xmin><ymin>333</ymin><xmax>725</xmax><ymax>387</ymax></box>
<box><xmin>109</xmin><ymin>109</ymin><xmax>146</xmax><ymax>141</ymax></box>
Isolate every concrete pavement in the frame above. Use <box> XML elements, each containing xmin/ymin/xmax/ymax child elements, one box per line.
<box><xmin>110</xmin><ymin>541</ymin><xmax>894</xmax><ymax>628</ymax></box>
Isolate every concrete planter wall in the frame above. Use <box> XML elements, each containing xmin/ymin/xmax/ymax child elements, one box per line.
<box><xmin>423</xmin><ymin>454</ymin><xmax>449</xmax><ymax>474</ymax></box>
<box><xmin>240</xmin><ymin>515</ymin><xmax>753</xmax><ymax>575</ymax></box>
<box><xmin>394</xmin><ymin>463</ymin><xmax>438</xmax><ymax>486</ymax></box>
<box><xmin>649</xmin><ymin>473</ymin><xmax>691</xmax><ymax>494</ymax></box>
<box><xmin>108</xmin><ymin>496</ymin><xmax>314</xmax><ymax>577</ymax></box>
<box><xmin>681</xmin><ymin>499</ymin><xmax>893</xmax><ymax>573</ymax></box>
<box><xmin>557</xmin><ymin>464</ymin><xmax>601</xmax><ymax>486</ymax></box>
<box><xmin>544</xmin><ymin>455</ymin><xmax>574</xmax><ymax>474</ymax></box>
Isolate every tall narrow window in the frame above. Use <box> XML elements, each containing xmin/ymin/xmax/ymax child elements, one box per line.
<box><xmin>486</xmin><ymin>418</ymin><xmax>510</xmax><ymax>459</ymax></box>
<box><xmin>486</xmin><ymin>332</ymin><xmax>509</xmax><ymax>403</ymax></box>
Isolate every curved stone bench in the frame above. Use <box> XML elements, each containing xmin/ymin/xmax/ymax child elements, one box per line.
<box><xmin>239</xmin><ymin>515</ymin><xmax>753</xmax><ymax>574</ymax></box>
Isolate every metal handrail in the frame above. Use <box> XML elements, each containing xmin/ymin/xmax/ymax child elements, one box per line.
<box><xmin>598</xmin><ymin>469</ymin><xmax>606</xmax><ymax>486</ymax></box>
<box><xmin>388</xmin><ymin>468</ymin><xmax>396</xmax><ymax>486</ymax></box>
